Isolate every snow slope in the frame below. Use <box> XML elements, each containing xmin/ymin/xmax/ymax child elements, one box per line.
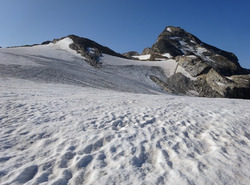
<box><xmin>101</xmin><ymin>54</ymin><xmax>194</xmax><ymax>79</ymax></box>
<box><xmin>0</xmin><ymin>39</ymin><xmax>250</xmax><ymax>185</ymax></box>
<box><xmin>0</xmin><ymin>39</ymin><xmax>171</xmax><ymax>95</ymax></box>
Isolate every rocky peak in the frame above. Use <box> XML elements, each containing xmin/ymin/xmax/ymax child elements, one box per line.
<box><xmin>158</xmin><ymin>26</ymin><xmax>201</xmax><ymax>43</ymax></box>
<box><xmin>52</xmin><ymin>35</ymin><xmax>125</xmax><ymax>67</ymax></box>
<box><xmin>149</xmin><ymin>26</ymin><xmax>201</xmax><ymax>56</ymax></box>
<box><xmin>142</xmin><ymin>26</ymin><xmax>250</xmax><ymax>99</ymax></box>
<box><xmin>143</xmin><ymin>26</ymin><xmax>242</xmax><ymax>76</ymax></box>
<box><xmin>67</xmin><ymin>35</ymin><xmax>124</xmax><ymax>58</ymax></box>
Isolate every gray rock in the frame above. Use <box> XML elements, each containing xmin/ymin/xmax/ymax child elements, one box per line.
<box><xmin>176</xmin><ymin>55</ymin><xmax>211</xmax><ymax>77</ymax></box>
<box><xmin>122</xmin><ymin>51</ymin><xmax>140</xmax><ymax>58</ymax></box>
<box><xmin>150</xmin><ymin>76</ymin><xmax>175</xmax><ymax>93</ymax></box>
<box><xmin>167</xmin><ymin>73</ymin><xmax>196</xmax><ymax>94</ymax></box>
<box><xmin>142</xmin><ymin>47</ymin><xmax>151</xmax><ymax>55</ymax></box>
<box><xmin>151</xmin><ymin>73</ymin><xmax>199</xmax><ymax>96</ymax></box>
<box><xmin>205</xmin><ymin>69</ymin><xmax>250</xmax><ymax>99</ymax></box>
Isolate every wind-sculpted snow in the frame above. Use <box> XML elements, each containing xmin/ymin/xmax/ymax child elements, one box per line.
<box><xmin>0</xmin><ymin>78</ymin><xmax>250</xmax><ymax>185</ymax></box>
<box><xmin>0</xmin><ymin>42</ymin><xmax>250</xmax><ymax>184</ymax></box>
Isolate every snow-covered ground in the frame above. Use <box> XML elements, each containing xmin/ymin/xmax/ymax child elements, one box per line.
<box><xmin>0</xmin><ymin>39</ymin><xmax>250</xmax><ymax>185</ymax></box>
<box><xmin>132</xmin><ymin>54</ymin><xmax>151</xmax><ymax>60</ymax></box>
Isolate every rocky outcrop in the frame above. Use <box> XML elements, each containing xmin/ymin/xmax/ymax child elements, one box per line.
<box><xmin>142</xmin><ymin>47</ymin><xmax>151</xmax><ymax>55</ymax></box>
<box><xmin>151</xmin><ymin>73</ymin><xmax>223</xmax><ymax>98</ymax></box>
<box><xmin>176</xmin><ymin>55</ymin><xmax>211</xmax><ymax>77</ymax></box>
<box><xmin>122</xmin><ymin>51</ymin><xmax>140</xmax><ymax>58</ymax></box>
<box><xmin>205</xmin><ymin>69</ymin><xmax>250</xmax><ymax>99</ymax></box>
<box><xmin>172</xmin><ymin>54</ymin><xmax>249</xmax><ymax>98</ymax></box>
<box><xmin>143</xmin><ymin>26</ymin><xmax>250</xmax><ymax>99</ymax></box>
<box><xmin>41</xmin><ymin>41</ymin><xmax>51</xmax><ymax>45</ymax></box>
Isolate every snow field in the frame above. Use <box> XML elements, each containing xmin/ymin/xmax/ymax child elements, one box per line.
<box><xmin>132</xmin><ymin>54</ymin><xmax>151</xmax><ymax>60</ymax></box>
<box><xmin>0</xmin><ymin>39</ymin><xmax>250</xmax><ymax>185</ymax></box>
<box><xmin>0</xmin><ymin>47</ymin><xmax>168</xmax><ymax>95</ymax></box>
<box><xmin>0</xmin><ymin>78</ymin><xmax>250</xmax><ymax>185</ymax></box>
<box><xmin>101</xmin><ymin>54</ymin><xmax>195</xmax><ymax>79</ymax></box>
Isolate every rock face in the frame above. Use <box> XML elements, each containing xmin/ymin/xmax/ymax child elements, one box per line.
<box><xmin>176</xmin><ymin>55</ymin><xmax>211</xmax><ymax>77</ymax></box>
<box><xmin>205</xmin><ymin>70</ymin><xmax>250</xmax><ymax>99</ymax></box>
<box><xmin>143</xmin><ymin>26</ymin><xmax>250</xmax><ymax>99</ymax></box>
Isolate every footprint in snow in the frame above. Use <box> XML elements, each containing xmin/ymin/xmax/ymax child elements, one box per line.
<box><xmin>76</xmin><ymin>155</ymin><xmax>93</xmax><ymax>169</ymax></box>
<box><xmin>14</xmin><ymin>165</ymin><xmax>38</xmax><ymax>184</ymax></box>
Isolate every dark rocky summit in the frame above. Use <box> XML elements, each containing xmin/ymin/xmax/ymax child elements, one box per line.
<box><xmin>144</xmin><ymin>26</ymin><xmax>250</xmax><ymax>99</ymax></box>
<box><xmin>143</xmin><ymin>26</ymin><xmax>243</xmax><ymax>75</ymax></box>
<box><xmin>41</xmin><ymin>41</ymin><xmax>51</xmax><ymax>45</ymax></box>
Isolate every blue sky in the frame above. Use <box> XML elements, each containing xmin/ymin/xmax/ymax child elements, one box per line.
<box><xmin>0</xmin><ymin>0</ymin><xmax>249</xmax><ymax>68</ymax></box>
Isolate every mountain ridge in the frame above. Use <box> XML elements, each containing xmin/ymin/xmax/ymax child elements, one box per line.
<box><xmin>2</xmin><ymin>26</ymin><xmax>249</xmax><ymax>99</ymax></box>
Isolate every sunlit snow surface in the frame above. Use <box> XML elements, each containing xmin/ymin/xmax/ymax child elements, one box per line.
<box><xmin>0</xmin><ymin>40</ymin><xmax>250</xmax><ymax>185</ymax></box>
<box><xmin>132</xmin><ymin>54</ymin><xmax>151</xmax><ymax>60</ymax></box>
